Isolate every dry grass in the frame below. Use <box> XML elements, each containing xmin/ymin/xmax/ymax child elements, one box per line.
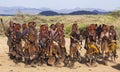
<box><xmin>0</xmin><ymin>15</ymin><xmax>120</xmax><ymax>39</ymax></box>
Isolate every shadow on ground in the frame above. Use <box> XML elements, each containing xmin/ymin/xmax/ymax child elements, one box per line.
<box><xmin>112</xmin><ymin>64</ymin><xmax>120</xmax><ymax>71</ymax></box>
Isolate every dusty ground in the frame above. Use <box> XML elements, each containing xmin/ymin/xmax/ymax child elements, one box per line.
<box><xmin>0</xmin><ymin>36</ymin><xmax>120</xmax><ymax>72</ymax></box>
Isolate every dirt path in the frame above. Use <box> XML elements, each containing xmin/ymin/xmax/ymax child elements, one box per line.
<box><xmin>0</xmin><ymin>36</ymin><xmax>120</xmax><ymax>72</ymax></box>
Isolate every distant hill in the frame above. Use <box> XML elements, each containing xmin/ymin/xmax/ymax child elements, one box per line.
<box><xmin>0</xmin><ymin>6</ymin><xmax>51</xmax><ymax>15</ymax></box>
<box><xmin>0</xmin><ymin>14</ymin><xmax>13</xmax><ymax>16</ymax></box>
<box><xmin>0</xmin><ymin>6</ymin><xmax>110</xmax><ymax>16</ymax></box>
<box><xmin>39</xmin><ymin>11</ymin><xmax>59</xmax><ymax>16</ymax></box>
<box><xmin>39</xmin><ymin>10</ymin><xmax>108</xmax><ymax>16</ymax></box>
<box><xmin>68</xmin><ymin>10</ymin><xmax>98</xmax><ymax>15</ymax></box>
<box><xmin>92</xmin><ymin>10</ymin><xmax>107</xmax><ymax>14</ymax></box>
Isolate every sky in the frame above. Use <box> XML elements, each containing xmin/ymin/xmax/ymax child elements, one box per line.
<box><xmin>0</xmin><ymin>0</ymin><xmax>120</xmax><ymax>11</ymax></box>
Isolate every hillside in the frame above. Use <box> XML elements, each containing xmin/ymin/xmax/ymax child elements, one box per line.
<box><xmin>0</xmin><ymin>6</ymin><xmax>108</xmax><ymax>15</ymax></box>
<box><xmin>39</xmin><ymin>10</ymin><xmax>108</xmax><ymax>16</ymax></box>
<box><xmin>39</xmin><ymin>11</ymin><xmax>59</xmax><ymax>16</ymax></box>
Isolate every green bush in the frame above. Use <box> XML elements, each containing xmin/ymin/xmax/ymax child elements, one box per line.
<box><xmin>108</xmin><ymin>10</ymin><xmax>120</xmax><ymax>18</ymax></box>
<box><xmin>65</xmin><ymin>24</ymin><xmax>72</xmax><ymax>37</ymax></box>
